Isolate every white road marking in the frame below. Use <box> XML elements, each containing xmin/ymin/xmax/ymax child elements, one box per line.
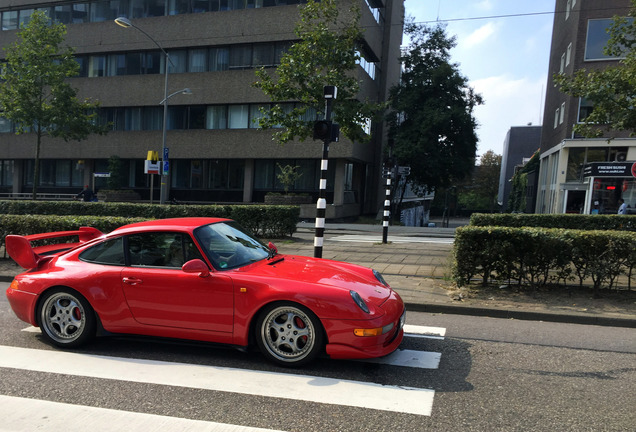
<box><xmin>0</xmin><ymin>345</ymin><xmax>436</xmax><ymax>416</ymax></box>
<box><xmin>0</xmin><ymin>395</ymin><xmax>285</xmax><ymax>432</ymax></box>
<box><xmin>404</xmin><ymin>324</ymin><xmax>447</xmax><ymax>340</ymax></box>
<box><xmin>329</xmin><ymin>235</ymin><xmax>454</xmax><ymax>244</ymax></box>
<box><xmin>21</xmin><ymin>326</ymin><xmax>40</xmax><ymax>333</ymax></box>
<box><xmin>361</xmin><ymin>349</ymin><xmax>441</xmax><ymax>369</ymax></box>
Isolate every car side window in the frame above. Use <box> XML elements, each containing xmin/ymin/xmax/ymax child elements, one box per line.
<box><xmin>128</xmin><ymin>232</ymin><xmax>203</xmax><ymax>269</ymax></box>
<box><xmin>79</xmin><ymin>237</ymin><xmax>125</xmax><ymax>265</ymax></box>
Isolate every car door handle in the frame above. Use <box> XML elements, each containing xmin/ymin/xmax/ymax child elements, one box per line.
<box><xmin>122</xmin><ymin>277</ymin><xmax>143</xmax><ymax>285</ymax></box>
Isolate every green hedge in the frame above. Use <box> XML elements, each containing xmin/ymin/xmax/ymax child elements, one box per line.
<box><xmin>0</xmin><ymin>214</ymin><xmax>147</xmax><ymax>250</ymax></box>
<box><xmin>0</xmin><ymin>201</ymin><xmax>299</xmax><ymax>238</ymax></box>
<box><xmin>453</xmin><ymin>226</ymin><xmax>636</xmax><ymax>291</ymax></box>
<box><xmin>469</xmin><ymin>213</ymin><xmax>636</xmax><ymax>231</ymax></box>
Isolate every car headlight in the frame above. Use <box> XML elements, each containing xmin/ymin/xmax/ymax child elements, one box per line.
<box><xmin>373</xmin><ymin>270</ymin><xmax>388</xmax><ymax>286</ymax></box>
<box><xmin>350</xmin><ymin>290</ymin><xmax>370</xmax><ymax>314</ymax></box>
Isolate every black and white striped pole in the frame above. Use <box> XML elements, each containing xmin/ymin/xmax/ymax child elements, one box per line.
<box><xmin>313</xmin><ymin>86</ymin><xmax>338</xmax><ymax>259</ymax></box>
<box><xmin>382</xmin><ymin>166</ymin><xmax>393</xmax><ymax>244</ymax></box>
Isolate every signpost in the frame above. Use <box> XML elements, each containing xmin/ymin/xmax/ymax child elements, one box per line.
<box><xmin>144</xmin><ymin>151</ymin><xmax>160</xmax><ymax>204</ymax></box>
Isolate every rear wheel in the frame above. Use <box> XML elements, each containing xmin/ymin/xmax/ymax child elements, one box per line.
<box><xmin>256</xmin><ymin>303</ymin><xmax>324</xmax><ymax>366</ymax></box>
<box><xmin>38</xmin><ymin>288</ymin><xmax>96</xmax><ymax>348</ymax></box>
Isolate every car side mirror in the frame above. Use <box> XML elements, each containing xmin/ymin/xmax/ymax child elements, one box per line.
<box><xmin>268</xmin><ymin>242</ymin><xmax>278</xmax><ymax>256</ymax></box>
<box><xmin>182</xmin><ymin>259</ymin><xmax>210</xmax><ymax>277</ymax></box>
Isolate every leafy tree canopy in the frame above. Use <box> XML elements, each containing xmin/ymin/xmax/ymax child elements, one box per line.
<box><xmin>253</xmin><ymin>0</ymin><xmax>384</xmax><ymax>144</ymax></box>
<box><xmin>555</xmin><ymin>0</ymin><xmax>636</xmax><ymax>137</ymax></box>
<box><xmin>0</xmin><ymin>11</ymin><xmax>107</xmax><ymax>198</ymax></box>
<box><xmin>387</xmin><ymin>22</ymin><xmax>483</xmax><ymax>192</ymax></box>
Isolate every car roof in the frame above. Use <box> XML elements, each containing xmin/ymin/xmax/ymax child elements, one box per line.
<box><xmin>110</xmin><ymin>217</ymin><xmax>232</xmax><ymax>236</ymax></box>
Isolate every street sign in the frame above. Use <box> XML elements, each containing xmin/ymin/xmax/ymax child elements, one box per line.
<box><xmin>144</xmin><ymin>160</ymin><xmax>160</xmax><ymax>175</ymax></box>
<box><xmin>398</xmin><ymin>166</ymin><xmax>411</xmax><ymax>176</ymax></box>
<box><xmin>94</xmin><ymin>172</ymin><xmax>111</xmax><ymax>178</ymax></box>
<box><xmin>163</xmin><ymin>147</ymin><xmax>169</xmax><ymax>161</ymax></box>
<box><xmin>163</xmin><ymin>160</ymin><xmax>169</xmax><ymax>176</ymax></box>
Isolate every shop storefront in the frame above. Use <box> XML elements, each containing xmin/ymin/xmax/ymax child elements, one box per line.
<box><xmin>583</xmin><ymin>161</ymin><xmax>636</xmax><ymax>214</ymax></box>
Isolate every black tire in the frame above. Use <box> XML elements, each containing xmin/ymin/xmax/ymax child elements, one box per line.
<box><xmin>256</xmin><ymin>303</ymin><xmax>324</xmax><ymax>366</ymax></box>
<box><xmin>38</xmin><ymin>288</ymin><xmax>96</xmax><ymax>348</ymax></box>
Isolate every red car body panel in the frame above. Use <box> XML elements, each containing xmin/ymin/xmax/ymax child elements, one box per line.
<box><xmin>5</xmin><ymin>217</ymin><xmax>405</xmax><ymax>360</ymax></box>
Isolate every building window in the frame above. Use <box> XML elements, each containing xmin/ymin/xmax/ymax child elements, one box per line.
<box><xmin>566</xmin><ymin>43</ymin><xmax>572</xmax><ymax>66</ymax></box>
<box><xmin>206</xmin><ymin>106</ymin><xmax>227</xmax><ymax>129</ymax></box>
<box><xmin>88</xmin><ymin>56</ymin><xmax>106</xmax><ymax>77</ymax></box>
<box><xmin>585</xmin><ymin>18</ymin><xmax>633</xmax><ymax>61</ymax></box>
<box><xmin>2</xmin><ymin>1</ymin><xmax>310</xmax><ymax>30</ymax></box>
<box><xmin>554</xmin><ymin>108</ymin><xmax>559</xmax><ymax>129</ymax></box>
<box><xmin>578</xmin><ymin>97</ymin><xmax>594</xmax><ymax>123</ymax></box>
<box><xmin>559</xmin><ymin>102</ymin><xmax>565</xmax><ymax>124</ymax></box>
<box><xmin>566</xmin><ymin>0</ymin><xmax>571</xmax><ymax>20</ymax></box>
<box><xmin>167</xmin><ymin>50</ymin><xmax>187</xmax><ymax>73</ymax></box>
<box><xmin>0</xmin><ymin>160</ymin><xmax>14</xmax><ymax>187</ymax></box>
<box><xmin>189</xmin><ymin>48</ymin><xmax>208</xmax><ymax>72</ymax></box>
<box><xmin>2</xmin><ymin>11</ymin><xmax>18</xmax><ymax>30</ymax></box>
<box><xmin>249</xmin><ymin>104</ymin><xmax>269</xmax><ymax>129</ymax></box>
<box><xmin>24</xmin><ymin>160</ymin><xmax>83</xmax><ymax>187</ymax></box>
<box><xmin>229</xmin><ymin>45</ymin><xmax>253</xmax><ymax>70</ymax></box>
<box><xmin>228</xmin><ymin>105</ymin><xmax>249</xmax><ymax>129</ymax></box>
<box><xmin>566</xmin><ymin>148</ymin><xmax>586</xmax><ymax>182</ymax></box>
<box><xmin>560</xmin><ymin>53</ymin><xmax>565</xmax><ymax>73</ymax></box>
<box><xmin>0</xmin><ymin>117</ymin><xmax>13</xmax><ymax>133</ymax></box>
<box><xmin>209</xmin><ymin>47</ymin><xmax>229</xmax><ymax>71</ymax></box>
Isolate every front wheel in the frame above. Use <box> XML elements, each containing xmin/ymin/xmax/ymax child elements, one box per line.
<box><xmin>38</xmin><ymin>288</ymin><xmax>96</xmax><ymax>348</ymax></box>
<box><xmin>256</xmin><ymin>303</ymin><xmax>324</xmax><ymax>366</ymax></box>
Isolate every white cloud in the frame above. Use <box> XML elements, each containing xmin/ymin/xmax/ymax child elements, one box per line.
<box><xmin>470</xmin><ymin>75</ymin><xmax>547</xmax><ymax>155</ymax></box>
<box><xmin>461</xmin><ymin>22</ymin><xmax>498</xmax><ymax>48</ymax></box>
<box><xmin>475</xmin><ymin>0</ymin><xmax>494</xmax><ymax>11</ymax></box>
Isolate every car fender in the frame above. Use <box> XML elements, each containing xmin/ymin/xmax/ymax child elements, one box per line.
<box><xmin>229</xmin><ymin>276</ymin><xmax>381</xmax><ymax>346</ymax></box>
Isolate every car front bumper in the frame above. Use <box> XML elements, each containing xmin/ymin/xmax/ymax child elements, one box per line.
<box><xmin>322</xmin><ymin>291</ymin><xmax>406</xmax><ymax>360</ymax></box>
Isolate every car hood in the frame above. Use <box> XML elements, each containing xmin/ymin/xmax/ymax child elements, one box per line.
<box><xmin>238</xmin><ymin>254</ymin><xmax>392</xmax><ymax>306</ymax></box>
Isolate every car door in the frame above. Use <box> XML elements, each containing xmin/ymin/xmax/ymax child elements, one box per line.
<box><xmin>120</xmin><ymin>232</ymin><xmax>234</xmax><ymax>333</ymax></box>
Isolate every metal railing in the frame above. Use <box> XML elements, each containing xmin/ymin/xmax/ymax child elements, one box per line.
<box><xmin>0</xmin><ymin>193</ymin><xmax>76</xmax><ymax>201</ymax></box>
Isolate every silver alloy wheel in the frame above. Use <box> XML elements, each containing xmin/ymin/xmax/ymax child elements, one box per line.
<box><xmin>260</xmin><ymin>305</ymin><xmax>317</xmax><ymax>363</ymax></box>
<box><xmin>40</xmin><ymin>291</ymin><xmax>88</xmax><ymax>344</ymax></box>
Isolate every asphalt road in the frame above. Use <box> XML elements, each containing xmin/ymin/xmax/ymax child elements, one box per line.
<box><xmin>1</xmin><ymin>282</ymin><xmax>634</xmax><ymax>431</ymax></box>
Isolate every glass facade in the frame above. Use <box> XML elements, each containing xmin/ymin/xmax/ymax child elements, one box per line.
<box><xmin>1</xmin><ymin>1</ymin><xmax>308</xmax><ymax>29</ymax></box>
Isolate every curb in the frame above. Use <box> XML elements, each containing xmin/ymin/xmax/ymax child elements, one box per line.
<box><xmin>405</xmin><ymin>302</ymin><xmax>636</xmax><ymax>329</ymax></box>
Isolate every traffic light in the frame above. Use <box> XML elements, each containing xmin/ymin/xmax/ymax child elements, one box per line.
<box><xmin>313</xmin><ymin>120</ymin><xmax>332</xmax><ymax>141</ymax></box>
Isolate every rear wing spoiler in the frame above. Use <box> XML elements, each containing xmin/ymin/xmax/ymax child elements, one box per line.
<box><xmin>5</xmin><ymin>227</ymin><xmax>104</xmax><ymax>269</ymax></box>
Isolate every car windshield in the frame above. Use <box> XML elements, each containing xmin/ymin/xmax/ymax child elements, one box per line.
<box><xmin>194</xmin><ymin>221</ymin><xmax>270</xmax><ymax>270</ymax></box>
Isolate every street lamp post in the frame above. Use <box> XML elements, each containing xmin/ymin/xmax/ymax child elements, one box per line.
<box><xmin>115</xmin><ymin>17</ymin><xmax>176</xmax><ymax>204</ymax></box>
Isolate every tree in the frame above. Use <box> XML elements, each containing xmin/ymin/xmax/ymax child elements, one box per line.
<box><xmin>508</xmin><ymin>150</ymin><xmax>540</xmax><ymax>213</ymax></box>
<box><xmin>452</xmin><ymin>151</ymin><xmax>501</xmax><ymax>214</ymax></box>
<box><xmin>0</xmin><ymin>11</ymin><xmax>107</xmax><ymax>199</ymax></box>
<box><xmin>276</xmin><ymin>163</ymin><xmax>303</xmax><ymax>194</ymax></box>
<box><xmin>473</xmin><ymin>151</ymin><xmax>502</xmax><ymax>213</ymax></box>
<box><xmin>253</xmin><ymin>0</ymin><xmax>384</xmax><ymax>144</ymax></box>
<box><xmin>387</xmin><ymin>22</ymin><xmax>483</xmax><ymax>192</ymax></box>
<box><xmin>555</xmin><ymin>0</ymin><xmax>636</xmax><ymax>137</ymax></box>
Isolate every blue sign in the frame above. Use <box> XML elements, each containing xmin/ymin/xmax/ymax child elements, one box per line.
<box><xmin>163</xmin><ymin>147</ymin><xmax>169</xmax><ymax>161</ymax></box>
<box><xmin>163</xmin><ymin>161</ymin><xmax>169</xmax><ymax>175</ymax></box>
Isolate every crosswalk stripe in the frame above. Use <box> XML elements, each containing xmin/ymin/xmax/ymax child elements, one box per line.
<box><xmin>330</xmin><ymin>235</ymin><xmax>453</xmax><ymax>244</ymax></box>
<box><xmin>20</xmin><ymin>325</ymin><xmax>444</xmax><ymax>367</ymax></box>
<box><xmin>0</xmin><ymin>395</ymin><xmax>285</xmax><ymax>432</ymax></box>
<box><xmin>404</xmin><ymin>324</ymin><xmax>446</xmax><ymax>340</ymax></box>
<box><xmin>0</xmin><ymin>345</ymin><xmax>436</xmax><ymax>416</ymax></box>
<box><xmin>360</xmin><ymin>348</ymin><xmax>441</xmax><ymax>369</ymax></box>
<box><xmin>22</xmin><ymin>324</ymin><xmax>447</xmax><ymax>338</ymax></box>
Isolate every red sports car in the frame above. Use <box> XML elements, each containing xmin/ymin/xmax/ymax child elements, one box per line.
<box><xmin>5</xmin><ymin>218</ymin><xmax>405</xmax><ymax>366</ymax></box>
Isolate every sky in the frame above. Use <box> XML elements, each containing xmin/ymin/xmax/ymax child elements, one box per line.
<box><xmin>404</xmin><ymin>0</ymin><xmax>556</xmax><ymax>158</ymax></box>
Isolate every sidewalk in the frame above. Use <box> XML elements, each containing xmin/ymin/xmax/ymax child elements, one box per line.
<box><xmin>291</xmin><ymin>221</ymin><xmax>636</xmax><ymax>328</ymax></box>
<box><xmin>1</xmin><ymin>220</ymin><xmax>634</xmax><ymax>328</ymax></box>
